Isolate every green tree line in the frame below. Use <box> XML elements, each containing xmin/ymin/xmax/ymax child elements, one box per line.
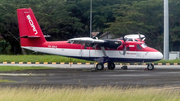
<box><xmin>0</xmin><ymin>0</ymin><xmax>180</xmax><ymax>54</ymax></box>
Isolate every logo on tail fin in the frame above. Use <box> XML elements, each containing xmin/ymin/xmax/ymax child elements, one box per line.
<box><xmin>27</xmin><ymin>15</ymin><xmax>38</xmax><ymax>35</ymax></box>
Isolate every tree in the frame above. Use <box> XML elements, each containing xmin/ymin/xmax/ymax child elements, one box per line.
<box><xmin>0</xmin><ymin>0</ymin><xmax>180</xmax><ymax>54</ymax></box>
<box><xmin>0</xmin><ymin>1</ymin><xmax>21</xmax><ymax>54</ymax></box>
<box><xmin>106</xmin><ymin>0</ymin><xmax>164</xmax><ymax>51</ymax></box>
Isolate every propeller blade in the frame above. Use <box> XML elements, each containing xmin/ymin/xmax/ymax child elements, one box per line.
<box><xmin>122</xmin><ymin>35</ymin><xmax>126</xmax><ymax>55</ymax></box>
<box><xmin>123</xmin><ymin>46</ymin><xmax>126</xmax><ymax>55</ymax></box>
<box><xmin>122</xmin><ymin>36</ymin><xmax>126</xmax><ymax>42</ymax></box>
<box><xmin>138</xmin><ymin>33</ymin><xmax>142</xmax><ymax>42</ymax></box>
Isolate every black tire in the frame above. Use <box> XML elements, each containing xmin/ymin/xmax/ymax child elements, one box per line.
<box><xmin>121</xmin><ymin>66</ymin><xmax>128</xmax><ymax>70</ymax></box>
<box><xmin>108</xmin><ymin>62</ymin><xmax>115</xmax><ymax>70</ymax></box>
<box><xmin>147</xmin><ymin>64</ymin><xmax>154</xmax><ymax>70</ymax></box>
<box><xmin>96</xmin><ymin>63</ymin><xmax>104</xmax><ymax>70</ymax></box>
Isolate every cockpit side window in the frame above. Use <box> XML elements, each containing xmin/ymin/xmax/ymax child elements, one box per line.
<box><xmin>141</xmin><ymin>43</ymin><xmax>147</xmax><ymax>48</ymax></box>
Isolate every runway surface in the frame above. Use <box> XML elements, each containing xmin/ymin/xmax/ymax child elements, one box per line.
<box><xmin>1</xmin><ymin>64</ymin><xmax>180</xmax><ymax>88</ymax></box>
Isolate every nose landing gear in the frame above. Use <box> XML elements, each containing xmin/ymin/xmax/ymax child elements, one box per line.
<box><xmin>147</xmin><ymin>63</ymin><xmax>154</xmax><ymax>70</ymax></box>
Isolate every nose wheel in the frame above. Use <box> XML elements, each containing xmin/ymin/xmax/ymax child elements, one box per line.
<box><xmin>147</xmin><ymin>63</ymin><xmax>154</xmax><ymax>70</ymax></box>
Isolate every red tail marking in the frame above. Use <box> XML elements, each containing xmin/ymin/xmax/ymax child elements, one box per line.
<box><xmin>17</xmin><ymin>8</ymin><xmax>46</xmax><ymax>47</ymax></box>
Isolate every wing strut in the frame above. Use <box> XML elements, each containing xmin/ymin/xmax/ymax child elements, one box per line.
<box><xmin>94</xmin><ymin>47</ymin><xmax>109</xmax><ymax>63</ymax></box>
<box><xmin>100</xmin><ymin>47</ymin><xmax>107</xmax><ymax>57</ymax></box>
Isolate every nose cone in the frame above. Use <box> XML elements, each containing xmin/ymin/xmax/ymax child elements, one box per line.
<box><xmin>157</xmin><ymin>52</ymin><xmax>163</xmax><ymax>60</ymax></box>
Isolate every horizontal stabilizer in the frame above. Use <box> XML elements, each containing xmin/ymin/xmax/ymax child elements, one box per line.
<box><xmin>20</xmin><ymin>35</ymin><xmax>40</xmax><ymax>38</ymax></box>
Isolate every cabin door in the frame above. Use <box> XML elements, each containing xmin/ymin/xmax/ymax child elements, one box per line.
<box><xmin>80</xmin><ymin>44</ymin><xmax>90</xmax><ymax>57</ymax></box>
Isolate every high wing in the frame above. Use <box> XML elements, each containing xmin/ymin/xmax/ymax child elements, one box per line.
<box><xmin>67</xmin><ymin>37</ymin><xmax>122</xmax><ymax>49</ymax></box>
<box><xmin>67</xmin><ymin>37</ymin><xmax>105</xmax><ymax>44</ymax></box>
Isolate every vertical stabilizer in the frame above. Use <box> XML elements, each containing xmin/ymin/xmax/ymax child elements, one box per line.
<box><xmin>17</xmin><ymin>8</ymin><xmax>46</xmax><ymax>47</ymax></box>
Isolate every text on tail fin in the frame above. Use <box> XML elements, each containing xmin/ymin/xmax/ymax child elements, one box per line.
<box><xmin>26</xmin><ymin>15</ymin><xmax>38</xmax><ymax>35</ymax></box>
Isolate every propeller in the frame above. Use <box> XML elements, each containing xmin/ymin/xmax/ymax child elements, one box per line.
<box><xmin>138</xmin><ymin>33</ymin><xmax>146</xmax><ymax>41</ymax></box>
<box><xmin>92</xmin><ymin>32</ymin><xmax>103</xmax><ymax>39</ymax></box>
<box><xmin>123</xmin><ymin>46</ymin><xmax>126</xmax><ymax>55</ymax></box>
<box><xmin>122</xmin><ymin>35</ymin><xmax>126</xmax><ymax>55</ymax></box>
<box><xmin>122</xmin><ymin>36</ymin><xmax>126</xmax><ymax>42</ymax></box>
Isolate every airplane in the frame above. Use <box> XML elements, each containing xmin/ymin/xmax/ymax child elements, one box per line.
<box><xmin>17</xmin><ymin>8</ymin><xmax>163</xmax><ymax>70</ymax></box>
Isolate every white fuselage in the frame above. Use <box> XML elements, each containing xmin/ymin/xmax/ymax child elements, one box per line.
<box><xmin>22</xmin><ymin>46</ymin><xmax>163</xmax><ymax>62</ymax></box>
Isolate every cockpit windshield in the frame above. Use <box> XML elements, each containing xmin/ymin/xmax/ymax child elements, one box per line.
<box><xmin>126</xmin><ymin>38</ymin><xmax>138</xmax><ymax>42</ymax></box>
<box><xmin>126</xmin><ymin>38</ymin><xmax>133</xmax><ymax>41</ymax></box>
<box><xmin>141</xmin><ymin>43</ymin><xmax>147</xmax><ymax>48</ymax></box>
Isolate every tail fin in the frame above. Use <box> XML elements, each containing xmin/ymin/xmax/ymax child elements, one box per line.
<box><xmin>17</xmin><ymin>8</ymin><xmax>46</xmax><ymax>47</ymax></box>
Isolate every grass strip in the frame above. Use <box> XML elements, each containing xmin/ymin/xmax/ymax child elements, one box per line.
<box><xmin>154</xmin><ymin>59</ymin><xmax>180</xmax><ymax>63</ymax></box>
<box><xmin>0</xmin><ymin>55</ymin><xmax>94</xmax><ymax>63</ymax></box>
<box><xmin>0</xmin><ymin>79</ymin><xmax>14</xmax><ymax>82</ymax></box>
<box><xmin>0</xmin><ymin>86</ymin><xmax>179</xmax><ymax>101</ymax></box>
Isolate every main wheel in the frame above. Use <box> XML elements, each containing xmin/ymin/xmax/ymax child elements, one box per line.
<box><xmin>121</xmin><ymin>66</ymin><xmax>128</xmax><ymax>70</ymax></box>
<box><xmin>147</xmin><ymin>64</ymin><xmax>154</xmax><ymax>70</ymax></box>
<box><xmin>96</xmin><ymin>63</ymin><xmax>104</xmax><ymax>70</ymax></box>
<box><xmin>108</xmin><ymin>62</ymin><xmax>115</xmax><ymax>70</ymax></box>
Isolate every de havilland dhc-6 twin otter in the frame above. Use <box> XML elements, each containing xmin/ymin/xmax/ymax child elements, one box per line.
<box><xmin>17</xmin><ymin>8</ymin><xmax>163</xmax><ymax>70</ymax></box>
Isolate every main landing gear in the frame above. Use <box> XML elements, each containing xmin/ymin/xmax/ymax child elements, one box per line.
<box><xmin>96</xmin><ymin>63</ymin><xmax>104</xmax><ymax>70</ymax></box>
<box><xmin>95</xmin><ymin>47</ymin><xmax>116</xmax><ymax>70</ymax></box>
<box><xmin>96</xmin><ymin>62</ymin><xmax>115</xmax><ymax>70</ymax></box>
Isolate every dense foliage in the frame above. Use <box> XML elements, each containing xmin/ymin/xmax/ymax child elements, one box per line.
<box><xmin>0</xmin><ymin>0</ymin><xmax>180</xmax><ymax>54</ymax></box>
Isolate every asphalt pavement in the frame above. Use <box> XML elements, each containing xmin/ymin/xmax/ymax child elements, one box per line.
<box><xmin>0</xmin><ymin>64</ymin><xmax>180</xmax><ymax>88</ymax></box>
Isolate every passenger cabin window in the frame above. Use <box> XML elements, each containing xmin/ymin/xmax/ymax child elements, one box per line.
<box><xmin>136</xmin><ymin>44</ymin><xmax>143</xmax><ymax>50</ymax></box>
